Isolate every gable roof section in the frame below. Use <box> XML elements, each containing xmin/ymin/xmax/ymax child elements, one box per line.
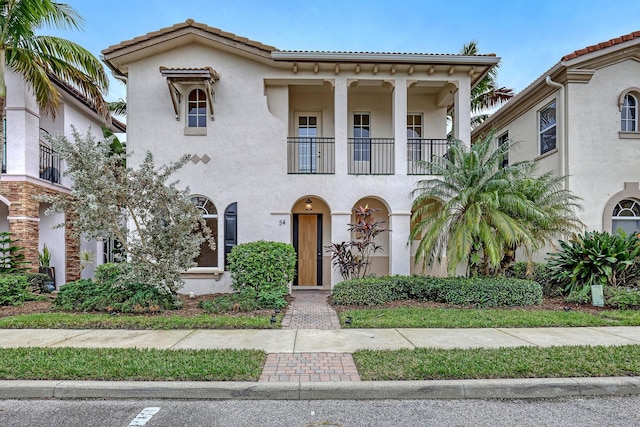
<box><xmin>562</xmin><ymin>30</ymin><xmax>640</xmax><ymax>61</ymax></box>
<box><xmin>472</xmin><ymin>29</ymin><xmax>640</xmax><ymax>138</ymax></box>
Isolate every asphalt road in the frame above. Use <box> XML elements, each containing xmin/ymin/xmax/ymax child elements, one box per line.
<box><xmin>1</xmin><ymin>396</ymin><xmax>640</xmax><ymax>426</ymax></box>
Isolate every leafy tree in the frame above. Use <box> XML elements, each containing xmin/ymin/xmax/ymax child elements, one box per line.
<box><xmin>38</xmin><ymin>128</ymin><xmax>214</xmax><ymax>295</ymax></box>
<box><xmin>0</xmin><ymin>0</ymin><xmax>110</xmax><ymax>175</ymax></box>
<box><xmin>410</xmin><ymin>131</ymin><xmax>582</xmax><ymax>276</ymax></box>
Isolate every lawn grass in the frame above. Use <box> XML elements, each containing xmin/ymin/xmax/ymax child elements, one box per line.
<box><xmin>0</xmin><ymin>312</ymin><xmax>281</xmax><ymax>329</ymax></box>
<box><xmin>0</xmin><ymin>347</ymin><xmax>265</xmax><ymax>381</ymax></box>
<box><xmin>353</xmin><ymin>345</ymin><xmax>640</xmax><ymax>380</ymax></box>
<box><xmin>338</xmin><ymin>307</ymin><xmax>640</xmax><ymax>328</ymax></box>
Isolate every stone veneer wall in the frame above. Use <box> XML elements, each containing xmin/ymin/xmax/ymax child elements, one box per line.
<box><xmin>0</xmin><ymin>180</ymin><xmax>80</xmax><ymax>282</ymax></box>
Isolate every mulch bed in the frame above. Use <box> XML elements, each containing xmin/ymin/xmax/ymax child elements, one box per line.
<box><xmin>0</xmin><ymin>293</ymin><xmax>280</xmax><ymax>319</ymax></box>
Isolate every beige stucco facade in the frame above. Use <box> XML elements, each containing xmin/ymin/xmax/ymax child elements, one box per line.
<box><xmin>103</xmin><ymin>20</ymin><xmax>499</xmax><ymax>294</ymax></box>
<box><xmin>473</xmin><ymin>32</ymin><xmax>640</xmax><ymax>262</ymax></box>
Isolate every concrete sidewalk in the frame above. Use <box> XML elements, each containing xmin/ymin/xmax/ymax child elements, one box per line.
<box><xmin>1</xmin><ymin>326</ymin><xmax>640</xmax><ymax>351</ymax></box>
<box><xmin>2</xmin><ymin>326</ymin><xmax>640</xmax><ymax>400</ymax></box>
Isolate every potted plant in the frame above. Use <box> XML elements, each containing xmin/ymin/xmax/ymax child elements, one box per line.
<box><xmin>38</xmin><ymin>244</ymin><xmax>55</xmax><ymax>288</ymax></box>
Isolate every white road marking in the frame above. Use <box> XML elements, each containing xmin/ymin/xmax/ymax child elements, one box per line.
<box><xmin>127</xmin><ymin>407</ymin><xmax>161</xmax><ymax>426</ymax></box>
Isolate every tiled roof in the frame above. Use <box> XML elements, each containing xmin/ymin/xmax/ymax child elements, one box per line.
<box><xmin>562</xmin><ymin>30</ymin><xmax>640</xmax><ymax>61</ymax></box>
<box><xmin>102</xmin><ymin>19</ymin><xmax>276</xmax><ymax>55</ymax></box>
<box><xmin>276</xmin><ymin>49</ymin><xmax>497</xmax><ymax>57</ymax></box>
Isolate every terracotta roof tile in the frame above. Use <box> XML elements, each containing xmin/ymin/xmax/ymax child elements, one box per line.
<box><xmin>102</xmin><ymin>19</ymin><xmax>276</xmax><ymax>55</ymax></box>
<box><xmin>562</xmin><ymin>30</ymin><xmax>640</xmax><ymax>61</ymax></box>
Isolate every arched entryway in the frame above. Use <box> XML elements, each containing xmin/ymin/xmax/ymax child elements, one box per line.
<box><xmin>291</xmin><ymin>196</ymin><xmax>331</xmax><ymax>287</ymax></box>
<box><xmin>352</xmin><ymin>197</ymin><xmax>390</xmax><ymax>277</ymax></box>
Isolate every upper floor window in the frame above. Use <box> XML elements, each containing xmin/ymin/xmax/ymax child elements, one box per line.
<box><xmin>497</xmin><ymin>132</ymin><xmax>509</xmax><ymax>168</ymax></box>
<box><xmin>539</xmin><ymin>101</ymin><xmax>556</xmax><ymax>155</ymax></box>
<box><xmin>353</xmin><ymin>112</ymin><xmax>371</xmax><ymax>162</ymax></box>
<box><xmin>621</xmin><ymin>94</ymin><xmax>638</xmax><ymax>132</ymax></box>
<box><xmin>188</xmin><ymin>89</ymin><xmax>207</xmax><ymax>128</ymax></box>
<box><xmin>407</xmin><ymin>113</ymin><xmax>422</xmax><ymax>162</ymax></box>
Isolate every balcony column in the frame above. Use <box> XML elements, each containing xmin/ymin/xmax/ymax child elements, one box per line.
<box><xmin>388</xmin><ymin>211</ymin><xmax>411</xmax><ymax>276</ymax></box>
<box><xmin>333</xmin><ymin>77</ymin><xmax>348</xmax><ymax>175</ymax></box>
<box><xmin>453</xmin><ymin>76</ymin><xmax>471</xmax><ymax>147</ymax></box>
<box><xmin>330</xmin><ymin>211</ymin><xmax>352</xmax><ymax>288</ymax></box>
<box><xmin>393</xmin><ymin>78</ymin><xmax>408</xmax><ymax>176</ymax></box>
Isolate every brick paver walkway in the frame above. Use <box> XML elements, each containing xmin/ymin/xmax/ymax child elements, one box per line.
<box><xmin>281</xmin><ymin>290</ymin><xmax>341</xmax><ymax>330</ymax></box>
<box><xmin>261</xmin><ymin>290</ymin><xmax>361</xmax><ymax>382</ymax></box>
<box><xmin>259</xmin><ymin>352</ymin><xmax>360</xmax><ymax>382</ymax></box>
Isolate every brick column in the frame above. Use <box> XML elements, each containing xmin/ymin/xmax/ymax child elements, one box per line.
<box><xmin>65</xmin><ymin>210</ymin><xmax>81</xmax><ymax>282</ymax></box>
<box><xmin>4</xmin><ymin>181</ymin><xmax>40</xmax><ymax>272</ymax></box>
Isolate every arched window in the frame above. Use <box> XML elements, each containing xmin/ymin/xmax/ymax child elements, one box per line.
<box><xmin>621</xmin><ymin>94</ymin><xmax>638</xmax><ymax>132</ymax></box>
<box><xmin>188</xmin><ymin>89</ymin><xmax>207</xmax><ymax>128</ymax></box>
<box><xmin>612</xmin><ymin>199</ymin><xmax>640</xmax><ymax>234</ymax></box>
<box><xmin>191</xmin><ymin>195</ymin><xmax>218</xmax><ymax>267</ymax></box>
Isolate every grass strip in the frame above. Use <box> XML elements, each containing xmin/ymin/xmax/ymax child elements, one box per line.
<box><xmin>0</xmin><ymin>313</ymin><xmax>281</xmax><ymax>329</ymax></box>
<box><xmin>354</xmin><ymin>345</ymin><xmax>640</xmax><ymax>380</ymax></box>
<box><xmin>0</xmin><ymin>347</ymin><xmax>265</xmax><ymax>381</ymax></box>
<box><xmin>339</xmin><ymin>307</ymin><xmax>640</xmax><ymax>328</ymax></box>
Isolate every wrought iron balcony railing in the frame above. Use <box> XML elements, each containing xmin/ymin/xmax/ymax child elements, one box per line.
<box><xmin>287</xmin><ymin>137</ymin><xmax>335</xmax><ymax>174</ymax></box>
<box><xmin>39</xmin><ymin>143</ymin><xmax>61</xmax><ymax>184</ymax></box>
<box><xmin>348</xmin><ymin>138</ymin><xmax>394</xmax><ymax>175</ymax></box>
<box><xmin>407</xmin><ymin>138</ymin><xmax>451</xmax><ymax>175</ymax></box>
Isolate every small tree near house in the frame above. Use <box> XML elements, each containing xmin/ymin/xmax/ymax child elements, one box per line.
<box><xmin>326</xmin><ymin>205</ymin><xmax>387</xmax><ymax>280</ymax></box>
<box><xmin>37</xmin><ymin>128</ymin><xmax>214</xmax><ymax>295</ymax></box>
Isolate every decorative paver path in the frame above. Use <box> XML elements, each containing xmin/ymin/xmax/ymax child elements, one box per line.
<box><xmin>281</xmin><ymin>290</ymin><xmax>341</xmax><ymax>330</ymax></box>
<box><xmin>261</xmin><ymin>290</ymin><xmax>361</xmax><ymax>382</ymax></box>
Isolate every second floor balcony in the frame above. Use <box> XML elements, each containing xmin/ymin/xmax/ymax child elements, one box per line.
<box><xmin>287</xmin><ymin>137</ymin><xmax>450</xmax><ymax>176</ymax></box>
<box><xmin>39</xmin><ymin>143</ymin><xmax>61</xmax><ymax>184</ymax></box>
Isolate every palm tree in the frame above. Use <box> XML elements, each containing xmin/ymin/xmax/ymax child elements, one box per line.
<box><xmin>461</xmin><ymin>40</ymin><xmax>515</xmax><ymax>129</ymax></box>
<box><xmin>0</xmin><ymin>0</ymin><xmax>109</xmax><ymax>174</ymax></box>
<box><xmin>409</xmin><ymin>131</ymin><xmax>582</xmax><ymax>276</ymax></box>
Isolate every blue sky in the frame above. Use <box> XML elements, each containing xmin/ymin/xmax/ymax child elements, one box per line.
<box><xmin>47</xmin><ymin>0</ymin><xmax>640</xmax><ymax>105</ymax></box>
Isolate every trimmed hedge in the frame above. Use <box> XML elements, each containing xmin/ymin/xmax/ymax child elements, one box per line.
<box><xmin>0</xmin><ymin>275</ymin><xmax>30</xmax><ymax>306</ymax></box>
<box><xmin>504</xmin><ymin>262</ymin><xmax>560</xmax><ymax>297</ymax></box>
<box><xmin>331</xmin><ymin>275</ymin><xmax>542</xmax><ymax>307</ymax></box>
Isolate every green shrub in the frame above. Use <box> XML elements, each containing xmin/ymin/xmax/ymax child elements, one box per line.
<box><xmin>331</xmin><ymin>275</ymin><xmax>542</xmax><ymax>307</ymax></box>
<box><xmin>227</xmin><ymin>241</ymin><xmax>296</xmax><ymax>309</ymax></box>
<box><xmin>0</xmin><ymin>232</ymin><xmax>27</xmax><ymax>273</ymax></box>
<box><xmin>198</xmin><ymin>291</ymin><xmax>261</xmax><ymax>313</ymax></box>
<box><xmin>505</xmin><ymin>262</ymin><xmax>560</xmax><ymax>297</ymax></box>
<box><xmin>331</xmin><ymin>277</ymin><xmax>400</xmax><ymax>306</ymax></box>
<box><xmin>547</xmin><ymin>230</ymin><xmax>640</xmax><ymax>298</ymax></box>
<box><xmin>0</xmin><ymin>275</ymin><xmax>30</xmax><ymax>306</ymax></box>
<box><xmin>53</xmin><ymin>263</ymin><xmax>179</xmax><ymax>313</ymax></box>
<box><xmin>434</xmin><ymin>277</ymin><xmax>542</xmax><ymax>307</ymax></box>
<box><xmin>606</xmin><ymin>287</ymin><xmax>640</xmax><ymax>310</ymax></box>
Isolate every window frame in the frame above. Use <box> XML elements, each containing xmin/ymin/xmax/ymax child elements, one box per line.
<box><xmin>621</xmin><ymin>93</ymin><xmax>638</xmax><ymax>132</ymax></box>
<box><xmin>497</xmin><ymin>131</ymin><xmax>509</xmax><ymax>168</ymax></box>
<box><xmin>296</xmin><ymin>113</ymin><xmax>321</xmax><ymax>173</ymax></box>
<box><xmin>407</xmin><ymin>113</ymin><xmax>423</xmax><ymax>162</ymax></box>
<box><xmin>187</xmin><ymin>88</ymin><xmax>207</xmax><ymax>129</ymax></box>
<box><xmin>353</xmin><ymin>112</ymin><xmax>371</xmax><ymax>162</ymax></box>
<box><xmin>538</xmin><ymin>101</ymin><xmax>557</xmax><ymax>155</ymax></box>
<box><xmin>612</xmin><ymin>198</ymin><xmax>640</xmax><ymax>235</ymax></box>
<box><xmin>190</xmin><ymin>195</ymin><xmax>219</xmax><ymax>269</ymax></box>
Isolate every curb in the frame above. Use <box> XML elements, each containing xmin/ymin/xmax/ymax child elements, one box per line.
<box><xmin>2</xmin><ymin>377</ymin><xmax>640</xmax><ymax>400</ymax></box>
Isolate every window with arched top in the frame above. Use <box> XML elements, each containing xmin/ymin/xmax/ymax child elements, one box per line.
<box><xmin>622</xmin><ymin>94</ymin><xmax>638</xmax><ymax>132</ymax></box>
<box><xmin>191</xmin><ymin>195</ymin><xmax>218</xmax><ymax>267</ymax></box>
<box><xmin>188</xmin><ymin>89</ymin><xmax>207</xmax><ymax>128</ymax></box>
<box><xmin>612</xmin><ymin>199</ymin><xmax>640</xmax><ymax>234</ymax></box>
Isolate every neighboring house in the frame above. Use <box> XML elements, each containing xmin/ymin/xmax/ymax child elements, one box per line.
<box><xmin>101</xmin><ymin>19</ymin><xmax>500</xmax><ymax>294</ymax></box>
<box><xmin>0</xmin><ymin>68</ymin><xmax>125</xmax><ymax>286</ymax></box>
<box><xmin>472</xmin><ymin>30</ymin><xmax>640</xmax><ymax>261</ymax></box>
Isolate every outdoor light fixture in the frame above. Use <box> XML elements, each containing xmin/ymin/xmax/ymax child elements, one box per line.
<box><xmin>304</xmin><ymin>198</ymin><xmax>313</xmax><ymax>211</ymax></box>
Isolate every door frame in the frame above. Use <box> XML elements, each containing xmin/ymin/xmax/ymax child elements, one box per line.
<box><xmin>292</xmin><ymin>213</ymin><xmax>323</xmax><ymax>287</ymax></box>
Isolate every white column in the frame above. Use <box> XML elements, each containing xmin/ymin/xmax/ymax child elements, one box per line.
<box><xmin>330</xmin><ymin>211</ymin><xmax>352</xmax><ymax>288</ymax></box>
<box><xmin>388</xmin><ymin>212</ymin><xmax>411</xmax><ymax>276</ymax></box>
<box><xmin>333</xmin><ymin>77</ymin><xmax>348</xmax><ymax>175</ymax></box>
<box><xmin>393</xmin><ymin>78</ymin><xmax>408</xmax><ymax>175</ymax></box>
<box><xmin>453</xmin><ymin>77</ymin><xmax>471</xmax><ymax>147</ymax></box>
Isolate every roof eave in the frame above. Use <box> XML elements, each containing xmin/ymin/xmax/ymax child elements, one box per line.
<box><xmin>271</xmin><ymin>51</ymin><xmax>500</xmax><ymax>66</ymax></box>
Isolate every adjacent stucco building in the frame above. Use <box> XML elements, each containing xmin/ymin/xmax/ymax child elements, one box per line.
<box><xmin>472</xmin><ymin>30</ymin><xmax>640</xmax><ymax>259</ymax></box>
<box><xmin>102</xmin><ymin>19</ymin><xmax>500</xmax><ymax>293</ymax></box>
<box><xmin>1</xmin><ymin>69</ymin><xmax>125</xmax><ymax>285</ymax></box>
